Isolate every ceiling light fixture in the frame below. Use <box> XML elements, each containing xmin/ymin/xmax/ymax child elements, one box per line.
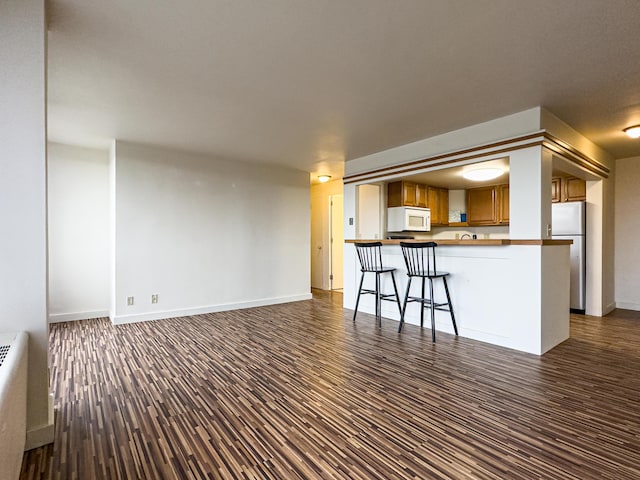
<box><xmin>462</xmin><ymin>168</ymin><xmax>504</xmax><ymax>181</ymax></box>
<box><xmin>318</xmin><ymin>175</ymin><xmax>332</xmax><ymax>183</ymax></box>
<box><xmin>624</xmin><ymin>125</ymin><xmax>640</xmax><ymax>139</ymax></box>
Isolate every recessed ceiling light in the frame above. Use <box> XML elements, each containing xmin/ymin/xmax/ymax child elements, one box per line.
<box><xmin>624</xmin><ymin>125</ymin><xmax>640</xmax><ymax>139</ymax></box>
<box><xmin>462</xmin><ymin>168</ymin><xmax>504</xmax><ymax>181</ymax></box>
<box><xmin>318</xmin><ymin>175</ymin><xmax>332</xmax><ymax>183</ymax></box>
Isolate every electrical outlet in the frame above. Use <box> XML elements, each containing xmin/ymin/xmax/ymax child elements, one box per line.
<box><xmin>127</xmin><ymin>296</ymin><xmax>134</xmax><ymax>306</ymax></box>
<box><xmin>454</xmin><ymin>233</ymin><xmax>460</xmax><ymax>239</ymax></box>
<box><xmin>349</xmin><ymin>217</ymin><xmax>354</xmax><ymax>226</ymax></box>
<box><xmin>151</xmin><ymin>294</ymin><xmax>158</xmax><ymax>304</ymax></box>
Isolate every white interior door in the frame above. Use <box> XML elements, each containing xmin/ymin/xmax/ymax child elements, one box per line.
<box><xmin>330</xmin><ymin>194</ymin><xmax>344</xmax><ymax>290</ymax></box>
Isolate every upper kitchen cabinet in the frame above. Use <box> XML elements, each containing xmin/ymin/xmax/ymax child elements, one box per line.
<box><xmin>565</xmin><ymin>177</ymin><xmax>586</xmax><ymax>202</ymax></box>
<box><xmin>497</xmin><ymin>184</ymin><xmax>509</xmax><ymax>224</ymax></box>
<box><xmin>387</xmin><ymin>181</ymin><xmax>428</xmax><ymax>208</ymax></box>
<box><xmin>415</xmin><ymin>183</ymin><xmax>428</xmax><ymax>208</ymax></box>
<box><xmin>428</xmin><ymin>186</ymin><xmax>449</xmax><ymax>226</ymax></box>
<box><xmin>467</xmin><ymin>184</ymin><xmax>509</xmax><ymax>226</ymax></box>
<box><xmin>387</xmin><ymin>181</ymin><xmax>448</xmax><ymax>225</ymax></box>
<box><xmin>552</xmin><ymin>176</ymin><xmax>586</xmax><ymax>203</ymax></box>
<box><xmin>551</xmin><ymin>177</ymin><xmax>562</xmax><ymax>203</ymax></box>
<box><xmin>388</xmin><ymin>181</ymin><xmax>417</xmax><ymax>207</ymax></box>
<box><xmin>467</xmin><ymin>186</ymin><xmax>497</xmax><ymax>225</ymax></box>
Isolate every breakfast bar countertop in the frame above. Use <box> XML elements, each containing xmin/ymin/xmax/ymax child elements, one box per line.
<box><xmin>345</xmin><ymin>239</ymin><xmax>572</xmax><ymax>246</ymax></box>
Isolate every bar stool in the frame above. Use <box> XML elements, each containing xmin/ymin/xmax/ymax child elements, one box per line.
<box><xmin>353</xmin><ymin>242</ymin><xmax>402</xmax><ymax>328</ymax></box>
<box><xmin>398</xmin><ymin>241</ymin><xmax>458</xmax><ymax>341</ymax></box>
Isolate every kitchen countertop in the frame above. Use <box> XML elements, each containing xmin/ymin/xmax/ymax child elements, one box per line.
<box><xmin>345</xmin><ymin>239</ymin><xmax>572</xmax><ymax>246</ymax></box>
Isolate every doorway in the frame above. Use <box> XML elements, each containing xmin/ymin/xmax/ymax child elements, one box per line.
<box><xmin>329</xmin><ymin>194</ymin><xmax>344</xmax><ymax>290</ymax></box>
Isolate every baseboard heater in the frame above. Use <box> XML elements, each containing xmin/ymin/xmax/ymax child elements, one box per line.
<box><xmin>0</xmin><ymin>332</ymin><xmax>28</xmax><ymax>480</ymax></box>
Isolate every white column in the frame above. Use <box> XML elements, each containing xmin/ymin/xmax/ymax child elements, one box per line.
<box><xmin>509</xmin><ymin>146</ymin><xmax>552</xmax><ymax>240</ymax></box>
<box><xmin>509</xmin><ymin>146</ymin><xmax>569</xmax><ymax>352</ymax></box>
<box><xmin>109</xmin><ymin>140</ymin><xmax>117</xmax><ymax>321</ymax></box>
<box><xmin>586</xmin><ymin>180</ymin><xmax>604</xmax><ymax>316</ymax></box>
<box><xmin>343</xmin><ymin>183</ymin><xmax>357</xmax><ymax>309</ymax></box>
<box><xmin>0</xmin><ymin>0</ymin><xmax>53</xmax><ymax>449</ymax></box>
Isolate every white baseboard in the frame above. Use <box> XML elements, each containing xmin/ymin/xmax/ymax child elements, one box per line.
<box><xmin>49</xmin><ymin>310</ymin><xmax>109</xmax><ymax>323</ymax></box>
<box><xmin>613</xmin><ymin>301</ymin><xmax>640</xmax><ymax>312</ymax></box>
<box><xmin>112</xmin><ymin>293</ymin><xmax>313</xmax><ymax>325</ymax></box>
<box><xmin>25</xmin><ymin>423</ymin><xmax>54</xmax><ymax>451</ymax></box>
<box><xmin>25</xmin><ymin>394</ymin><xmax>54</xmax><ymax>450</ymax></box>
<box><xmin>603</xmin><ymin>302</ymin><xmax>617</xmax><ymax>315</ymax></box>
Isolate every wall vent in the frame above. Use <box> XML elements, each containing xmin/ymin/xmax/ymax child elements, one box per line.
<box><xmin>0</xmin><ymin>345</ymin><xmax>10</xmax><ymax>367</ymax></box>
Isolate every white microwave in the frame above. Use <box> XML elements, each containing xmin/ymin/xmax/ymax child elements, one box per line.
<box><xmin>387</xmin><ymin>206</ymin><xmax>431</xmax><ymax>232</ymax></box>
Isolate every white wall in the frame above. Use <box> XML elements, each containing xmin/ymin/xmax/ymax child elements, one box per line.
<box><xmin>310</xmin><ymin>180</ymin><xmax>343</xmax><ymax>290</ymax></box>
<box><xmin>615</xmin><ymin>156</ymin><xmax>640</xmax><ymax>310</ymax></box>
<box><xmin>357</xmin><ymin>184</ymin><xmax>382</xmax><ymax>239</ymax></box>
<box><xmin>48</xmin><ymin>143</ymin><xmax>110</xmax><ymax>322</ymax></box>
<box><xmin>111</xmin><ymin>141</ymin><xmax>310</xmax><ymax>323</ymax></box>
<box><xmin>0</xmin><ymin>0</ymin><xmax>53</xmax><ymax>451</ymax></box>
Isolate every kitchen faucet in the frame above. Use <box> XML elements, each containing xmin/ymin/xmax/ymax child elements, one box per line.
<box><xmin>460</xmin><ymin>234</ymin><xmax>472</xmax><ymax>240</ymax></box>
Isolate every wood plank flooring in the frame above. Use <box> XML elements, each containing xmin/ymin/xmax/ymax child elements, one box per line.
<box><xmin>21</xmin><ymin>291</ymin><xmax>640</xmax><ymax>479</ymax></box>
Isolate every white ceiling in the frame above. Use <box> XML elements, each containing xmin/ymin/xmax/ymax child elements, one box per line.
<box><xmin>403</xmin><ymin>157</ymin><xmax>510</xmax><ymax>190</ymax></box>
<box><xmin>47</xmin><ymin>0</ymin><xmax>640</xmax><ymax>182</ymax></box>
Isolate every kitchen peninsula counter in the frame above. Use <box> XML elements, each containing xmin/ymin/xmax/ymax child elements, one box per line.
<box><xmin>343</xmin><ymin>237</ymin><xmax>571</xmax><ymax>355</ymax></box>
<box><xmin>345</xmin><ymin>239</ymin><xmax>572</xmax><ymax>246</ymax></box>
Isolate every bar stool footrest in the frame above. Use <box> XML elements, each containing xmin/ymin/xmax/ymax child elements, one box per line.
<box><xmin>406</xmin><ymin>297</ymin><xmax>450</xmax><ymax>308</ymax></box>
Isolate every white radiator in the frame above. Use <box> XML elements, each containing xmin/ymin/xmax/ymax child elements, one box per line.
<box><xmin>0</xmin><ymin>332</ymin><xmax>28</xmax><ymax>480</ymax></box>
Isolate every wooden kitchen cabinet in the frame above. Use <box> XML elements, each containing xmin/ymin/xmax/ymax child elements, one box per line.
<box><xmin>497</xmin><ymin>184</ymin><xmax>509</xmax><ymax>224</ymax></box>
<box><xmin>387</xmin><ymin>181</ymin><xmax>431</xmax><ymax>209</ymax></box>
<box><xmin>388</xmin><ymin>181</ymin><xmax>418</xmax><ymax>207</ymax></box>
<box><xmin>551</xmin><ymin>177</ymin><xmax>562</xmax><ymax>203</ymax></box>
<box><xmin>428</xmin><ymin>187</ymin><xmax>449</xmax><ymax>225</ymax></box>
<box><xmin>387</xmin><ymin>181</ymin><xmax>448</xmax><ymax>225</ymax></box>
<box><xmin>565</xmin><ymin>176</ymin><xmax>586</xmax><ymax>202</ymax></box>
<box><xmin>416</xmin><ymin>184</ymin><xmax>428</xmax><ymax>208</ymax></box>
<box><xmin>552</xmin><ymin>176</ymin><xmax>586</xmax><ymax>203</ymax></box>
<box><xmin>466</xmin><ymin>184</ymin><xmax>509</xmax><ymax>226</ymax></box>
<box><xmin>467</xmin><ymin>186</ymin><xmax>497</xmax><ymax>225</ymax></box>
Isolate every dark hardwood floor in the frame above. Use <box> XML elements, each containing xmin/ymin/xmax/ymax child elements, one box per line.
<box><xmin>21</xmin><ymin>291</ymin><xmax>640</xmax><ymax>479</ymax></box>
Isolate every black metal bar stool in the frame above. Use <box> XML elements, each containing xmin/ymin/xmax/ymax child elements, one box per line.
<box><xmin>353</xmin><ymin>242</ymin><xmax>402</xmax><ymax>328</ymax></box>
<box><xmin>398</xmin><ymin>242</ymin><xmax>458</xmax><ymax>341</ymax></box>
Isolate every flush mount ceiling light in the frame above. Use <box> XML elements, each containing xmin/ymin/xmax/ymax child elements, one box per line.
<box><xmin>318</xmin><ymin>175</ymin><xmax>332</xmax><ymax>183</ymax></box>
<box><xmin>462</xmin><ymin>168</ymin><xmax>504</xmax><ymax>181</ymax></box>
<box><xmin>624</xmin><ymin>125</ymin><xmax>640</xmax><ymax>138</ymax></box>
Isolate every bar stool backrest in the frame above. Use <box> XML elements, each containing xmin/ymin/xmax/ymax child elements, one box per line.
<box><xmin>354</xmin><ymin>242</ymin><xmax>384</xmax><ymax>272</ymax></box>
<box><xmin>400</xmin><ymin>241</ymin><xmax>438</xmax><ymax>276</ymax></box>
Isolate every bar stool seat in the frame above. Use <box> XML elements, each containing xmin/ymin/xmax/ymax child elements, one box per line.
<box><xmin>353</xmin><ymin>242</ymin><xmax>402</xmax><ymax>328</ymax></box>
<box><xmin>399</xmin><ymin>241</ymin><xmax>458</xmax><ymax>341</ymax></box>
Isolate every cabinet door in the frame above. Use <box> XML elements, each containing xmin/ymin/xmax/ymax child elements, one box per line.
<box><xmin>403</xmin><ymin>182</ymin><xmax>417</xmax><ymax>206</ymax></box>
<box><xmin>387</xmin><ymin>181</ymin><xmax>403</xmax><ymax>207</ymax></box>
<box><xmin>416</xmin><ymin>184</ymin><xmax>428</xmax><ymax>208</ymax></box>
<box><xmin>437</xmin><ymin>188</ymin><xmax>449</xmax><ymax>226</ymax></box>
<box><xmin>565</xmin><ymin>177</ymin><xmax>586</xmax><ymax>202</ymax></box>
<box><xmin>551</xmin><ymin>177</ymin><xmax>562</xmax><ymax>203</ymax></box>
<box><xmin>388</xmin><ymin>181</ymin><xmax>419</xmax><ymax>207</ymax></box>
<box><xmin>467</xmin><ymin>186</ymin><xmax>497</xmax><ymax>225</ymax></box>
<box><xmin>427</xmin><ymin>187</ymin><xmax>439</xmax><ymax>224</ymax></box>
<box><xmin>498</xmin><ymin>184</ymin><xmax>509</xmax><ymax>224</ymax></box>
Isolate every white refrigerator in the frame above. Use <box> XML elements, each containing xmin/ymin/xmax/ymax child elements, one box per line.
<box><xmin>551</xmin><ymin>201</ymin><xmax>586</xmax><ymax>313</ymax></box>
